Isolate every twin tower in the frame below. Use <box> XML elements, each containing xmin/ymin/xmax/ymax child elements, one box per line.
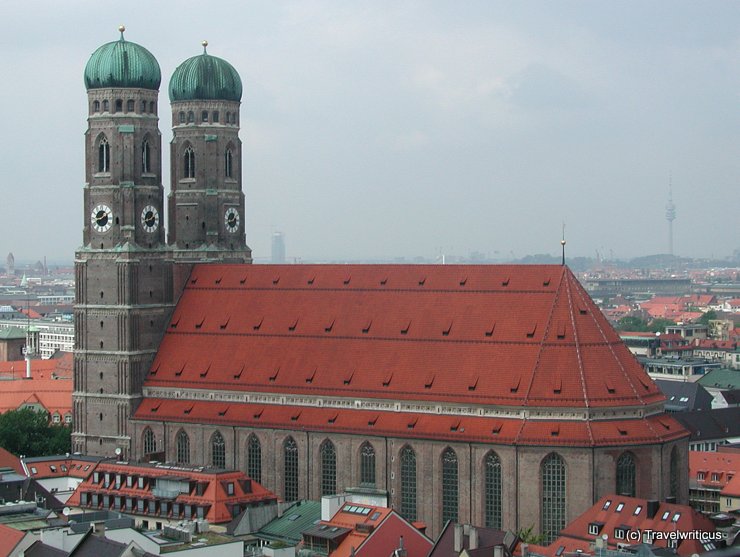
<box><xmin>73</xmin><ymin>28</ymin><xmax>251</xmax><ymax>456</ymax></box>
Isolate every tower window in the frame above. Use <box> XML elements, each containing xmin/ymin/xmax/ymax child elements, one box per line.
<box><xmin>176</xmin><ymin>430</ymin><xmax>190</xmax><ymax>464</ymax></box>
<box><xmin>541</xmin><ymin>453</ymin><xmax>567</xmax><ymax>544</ymax></box>
<box><xmin>102</xmin><ymin>100</ymin><xmax>109</xmax><ymax>112</ymax></box>
<box><xmin>143</xmin><ymin>428</ymin><xmax>156</xmax><ymax>455</ymax></box>
<box><xmin>184</xmin><ymin>147</ymin><xmax>195</xmax><ymax>178</ymax></box>
<box><xmin>441</xmin><ymin>447</ymin><xmax>459</xmax><ymax>528</ymax></box>
<box><xmin>616</xmin><ymin>452</ymin><xmax>636</xmax><ymax>497</ymax></box>
<box><xmin>98</xmin><ymin>137</ymin><xmax>110</xmax><ymax>173</ymax></box>
<box><xmin>149</xmin><ymin>102</ymin><xmax>155</xmax><ymax>114</ymax></box>
<box><xmin>141</xmin><ymin>100</ymin><xmax>147</xmax><ymax>113</ymax></box>
<box><xmin>127</xmin><ymin>99</ymin><xmax>135</xmax><ymax>112</ymax></box>
<box><xmin>320</xmin><ymin>440</ymin><xmax>336</xmax><ymax>496</ymax></box>
<box><xmin>211</xmin><ymin>431</ymin><xmax>226</xmax><ymax>468</ymax></box>
<box><xmin>284</xmin><ymin>437</ymin><xmax>298</xmax><ymax>502</ymax></box>
<box><xmin>115</xmin><ymin>99</ymin><xmax>122</xmax><ymax>113</ymax></box>
<box><xmin>224</xmin><ymin>149</ymin><xmax>233</xmax><ymax>178</ymax></box>
<box><xmin>485</xmin><ymin>451</ymin><xmax>502</xmax><ymax>529</ymax></box>
<box><xmin>360</xmin><ymin>442</ymin><xmax>376</xmax><ymax>487</ymax></box>
<box><xmin>247</xmin><ymin>434</ymin><xmax>262</xmax><ymax>484</ymax></box>
<box><xmin>93</xmin><ymin>100</ymin><xmax>100</xmax><ymax>112</ymax></box>
<box><xmin>187</xmin><ymin>111</ymin><xmax>195</xmax><ymax>124</ymax></box>
<box><xmin>179</xmin><ymin>111</ymin><xmax>186</xmax><ymax>124</ymax></box>
<box><xmin>142</xmin><ymin>139</ymin><xmax>150</xmax><ymax>174</ymax></box>
<box><xmin>212</xmin><ymin>111</ymin><xmax>219</xmax><ymax>123</ymax></box>
<box><xmin>225</xmin><ymin>112</ymin><xmax>231</xmax><ymax>124</ymax></box>
<box><xmin>201</xmin><ymin>111</ymin><xmax>209</xmax><ymax>123</ymax></box>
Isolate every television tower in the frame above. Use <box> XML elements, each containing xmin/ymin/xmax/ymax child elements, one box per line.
<box><xmin>665</xmin><ymin>178</ymin><xmax>676</xmax><ymax>256</ymax></box>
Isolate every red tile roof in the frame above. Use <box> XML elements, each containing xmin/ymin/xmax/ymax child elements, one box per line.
<box><xmin>66</xmin><ymin>460</ymin><xmax>277</xmax><ymax>524</ymax></box>
<box><xmin>689</xmin><ymin>451</ymin><xmax>739</xmax><ymax>489</ymax></box>
<box><xmin>721</xmin><ymin>472</ymin><xmax>740</xmax><ymax>498</ymax></box>
<box><xmin>23</xmin><ymin>455</ymin><xmax>100</xmax><ymax>479</ymax></box>
<box><xmin>143</xmin><ymin>265</ymin><xmax>664</xmax><ymax>410</ymax></box>
<box><xmin>0</xmin><ymin>523</ymin><xmax>26</xmax><ymax>556</ymax></box>
<box><xmin>135</xmin><ymin>398</ymin><xmax>686</xmax><ymax>447</ymax></box>
<box><xmin>0</xmin><ymin>353</ymin><xmax>72</xmax><ymax>416</ymax></box>
<box><xmin>0</xmin><ymin>446</ymin><xmax>23</xmax><ymax>475</ymax></box>
<box><xmin>533</xmin><ymin>495</ymin><xmax>718</xmax><ymax>557</ymax></box>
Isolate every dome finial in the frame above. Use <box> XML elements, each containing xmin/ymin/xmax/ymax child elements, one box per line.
<box><xmin>202</xmin><ymin>40</ymin><xmax>208</xmax><ymax>54</ymax></box>
<box><xmin>118</xmin><ymin>25</ymin><xmax>126</xmax><ymax>40</ymax></box>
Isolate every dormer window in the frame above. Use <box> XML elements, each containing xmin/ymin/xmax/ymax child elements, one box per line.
<box><xmin>588</xmin><ymin>523</ymin><xmax>603</xmax><ymax>536</ymax></box>
<box><xmin>614</xmin><ymin>527</ymin><xmax>628</xmax><ymax>540</ymax></box>
<box><xmin>698</xmin><ymin>472</ymin><xmax>705</xmax><ymax>480</ymax></box>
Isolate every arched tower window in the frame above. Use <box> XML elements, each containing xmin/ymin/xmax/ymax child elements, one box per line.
<box><xmin>141</xmin><ymin>100</ymin><xmax>147</xmax><ymax>113</ymax></box>
<box><xmin>485</xmin><ymin>451</ymin><xmax>502</xmax><ymax>529</ymax></box>
<box><xmin>149</xmin><ymin>101</ymin><xmax>155</xmax><ymax>114</ymax></box>
<box><xmin>127</xmin><ymin>99</ymin><xmax>135</xmax><ymax>112</ymax></box>
<box><xmin>211</xmin><ymin>431</ymin><xmax>226</xmax><ymax>468</ymax></box>
<box><xmin>320</xmin><ymin>439</ymin><xmax>337</xmax><ymax>496</ymax></box>
<box><xmin>201</xmin><ymin>110</ymin><xmax>209</xmax><ymax>123</ymax></box>
<box><xmin>225</xmin><ymin>112</ymin><xmax>231</xmax><ymax>124</ymax></box>
<box><xmin>115</xmin><ymin>99</ymin><xmax>122</xmax><ymax>112</ymax></box>
<box><xmin>179</xmin><ymin>111</ymin><xmax>186</xmax><ymax>124</ymax></box>
<box><xmin>183</xmin><ymin>147</ymin><xmax>195</xmax><ymax>179</ymax></box>
<box><xmin>142</xmin><ymin>139</ymin><xmax>151</xmax><ymax>174</ymax></box>
<box><xmin>213</xmin><ymin>111</ymin><xmax>219</xmax><ymax>123</ymax></box>
<box><xmin>247</xmin><ymin>434</ymin><xmax>262</xmax><ymax>483</ymax></box>
<box><xmin>441</xmin><ymin>447</ymin><xmax>459</xmax><ymax>527</ymax></box>
<box><xmin>176</xmin><ymin>430</ymin><xmax>190</xmax><ymax>464</ymax></box>
<box><xmin>98</xmin><ymin>137</ymin><xmax>110</xmax><ymax>173</ymax></box>
<box><xmin>143</xmin><ymin>428</ymin><xmax>156</xmax><ymax>455</ymax></box>
<box><xmin>93</xmin><ymin>100</ymin><xmax>100</xmax><ymax>112</ymax></box>
<box><xmin>541</xmin><ymin>453</ymin><xmax>566</xmax><ymax>544</ymax></box>
<box><xmin>400</xmin><ymin>446</ymin><xmax>417</xmax><ymax>520</ymax></box>
<box><xmin>616</xmin><ymin>452</ymin><xmax>636</xmax><ymax>497</ymax></box>
<box><xmin>102</xmin><ymin>100</ymin><xmax>109</xmax><ymax>112</ymax></box>
<box><xmin>670</xmin><ymin>446</ymin><xmax>679</xmax><ymax>499</ymax></box>
<box><xmin>360</xmin><ymin>442</ymin><xmax>375</xmax><ymax>487</ymax></box>
<box><xmin>284</xmin><ymin>437</ymin><xmax>298</xmax><ymax>502</ymax></box>
<box><xmin>224</xmin><ymin>149</ymin><xmax>233</xmax><ymax>178</ymax></box>
<box><xmin>187</xmin><ymin>111</ymin><xmax>195</xmax><ymax>123</ymax></box>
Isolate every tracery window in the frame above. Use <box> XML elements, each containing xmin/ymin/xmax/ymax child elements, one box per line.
<box><xmin>320</xmin><ymin>440</ymin><xmax>337</xmax><ymax>496</ymax></box>
<box><xmin>201</xmin><ymin>110</ymin><xmax>209</xmax><ymax>122</ymax></box>
<box><xmin>211</xmin><ymin>431</ymin><xmax>226</xmax><ymax>468</ymax></box>
<box><xmin>400</xmin><ymin>446</ymin><xmax>417</xmax><ymax>520</ymax></box>
<box><xmin>187</xmin><ymin>111</ymin><xmax>195</xmax><ymax>123</ymax></box>
<box><xmin>179</xmin><ymin>111</ymin><xmax>186</xmax><ymax>124</ymax></box>
<box><xmin>360</xmin><ymin>442</ymin><xmax>375</xmax><ymax>487</ymax></box>
<box><xmin>284</xmin><ymin>437</ymin><xmax>298</xmax><ymax>502</ymax></box>
<box><xmin>441</xmin><ymin>447</ymin><xmax>459</xmax><ymax>527</ymax></box>
<box><xmin>98</xmin><ymin>137</ymin><xmax>110</xmax><ymax>173</ymax></box>
<box><xmin>183</xmin><ymin>147</ymin><xmax>195</xmax><ymax>178</ymax></box>
<box><xmin>541</xmin><ymin>453</ymin><xmax>566</xmax><ymax>544</ymax></box>
<box><xmin>143</xmin><ymin>428</ymin><xmax>156</xmax><ymax>455</ymax></box>
<box><xmin>247</xmin><ymin>434</ymin><xmax>262</xmax><ymax>484</ymax></box>
<box><xmin>616</xmin><ymin>452</ymin><xmax>636</xmax><ymax>497</ymax></box>
<box><xmin>485</xmin><ymin>451</ymin><xmax>502</xmax><ymax>529</ymax></box>
<box><xmin>670</xmin><ymin>446</ymin><xmax>679</xmax><ymax>499</ymax></box>
<box><xmin>127</xmin><ymin>99</ymin><xmax>135</xmax><ymax>112</ymax></box>
<box><xmin>115</xmin><ymin>99</ymin><xmax>122</xmax><ymax>112</ymax></box>
<box><xmin>176</xmin><ymin>430</ymin><xmax>190</xmax><ymax>464</ymax></box>
<box><xmin>93</xmin><ymin>100</ymin><xmax>100</xmax><ymax>112</ymax></box>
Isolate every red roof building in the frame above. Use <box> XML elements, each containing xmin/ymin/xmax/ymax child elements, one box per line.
<box><xmin>301</xmin><ymin>501</ymin><xmax>432</xmax><ymax>557</ymax></box>
<box><xmin>0</xmin><ymin>352</ymin><xmax>72</xmax><ymax>422</ymax></box>
<box><xmin>126</xmin><ymin>264</ymin><xmax>688</xmax><ymax>541</ymax></box>
<box><xmin>524</xmin><ymin>495</ymin><xmax>720</xmax><ymax>557</ymax></box>
<box><xmin>688</xmin><ymin>451</ymin><xmax>739</xmax><ymax>513</ymax></box>
<box><xmin>66</xmin><ymin>460</ymin><xmax>278</xmax><ymax>527</ymax></box>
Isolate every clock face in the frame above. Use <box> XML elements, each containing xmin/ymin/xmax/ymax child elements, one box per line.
<box><xmin>91</xmin><ymin>204</ymin><xmax>113</xmax><ymax>233</ymax></box>
<box><xmin>141</xmin><ymin>205</ymin><xmax>160</xmax><ymax>233</ymax></box>
<box><xmin>224</xmin><ymin>207</ymin><xmax>240</xmax><ymax>233</ymax></box>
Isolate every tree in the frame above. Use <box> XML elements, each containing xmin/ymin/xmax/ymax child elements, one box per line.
<box><xmin>697</xmin><ymin>310</ymin><xmax>718</xmax><ymax>325</ymax></box>
<box><xmin>616</xmin><ymin>316</ymin><xmax>650</xmax><ymax>332</ymax></box>
<box><xmin>0</xmin><ymin>408</ymin><xmax>71</xmax><ymax>457</ymax></box>
<box><xmin>517</xmin><ymin>525</ymin><xmax>547</xmax><ymax>545</ymax></box>
<box><xmin>648</xmin><ymin>318</ymin><xmax>676</xmax><ymax>333</ymax></box>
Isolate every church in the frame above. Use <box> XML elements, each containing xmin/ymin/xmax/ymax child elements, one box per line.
<box><xmin>72</xmin><ymin>29</ymin><xmax>688</xmax><ymax>542</ymax></box>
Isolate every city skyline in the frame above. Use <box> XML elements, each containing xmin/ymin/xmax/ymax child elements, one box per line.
<box><xmin>2</xmin><ymin>1</ymin><xmax>740</xmax><ymax>262</ymax></box>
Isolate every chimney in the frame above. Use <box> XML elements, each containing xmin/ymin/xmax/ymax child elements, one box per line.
<box><xmin>25</xmin><ymin>351</ymin><xmax>31</xmax><ymax>379</ymax></box>
<box><xmin>646</xmin><ymin>499</ymin><xmax>660</xmax><ymax>519</ymax></box>
<box><xmin>665</xmin><ymin>496</ymin><xmax>677</xmax><ymax>504</ymax></box>
<box><xmin>521</xmin><ymin>542</ymin><xmax>529</xmax><ymax>557</ymax></box>
<box><xmin>396</xmin><ymin>535</ymin><xmax>407</xmax><ymax>557</ymax></box>
<box><xmin>494</xmin><ymin>545</ymin><xmax>505</xmax><ymax>557</ymax></box>
<box><xmin>454</xmin><ymin>523</ymin><xmax>463</xmax><ymax>552</ymax></box>
<box><xmin>469</xmin><ymin>525</ymin><xmax>478</xmax><ymax>550</ymax></box>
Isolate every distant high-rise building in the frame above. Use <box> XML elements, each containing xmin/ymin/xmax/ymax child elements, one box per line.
<box><xmin>666</xmin><ymin>181</ymin><xmax>676</xmax><ymax>256</ymax></box>
<box><xmin>5</xmin><ymin>253</ymin><xmax>14</xmax><ymax>276</ymax></box>
<box><xmin>271</xmin><ymin>231</ymin><xmax>286</xmax><ymax>263</ymax></box>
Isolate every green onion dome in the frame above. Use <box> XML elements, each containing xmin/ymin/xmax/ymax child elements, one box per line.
<box><xmin>169</xmin><ymin>41</ymin><xmax>242</xmax><ymax>102</ymax></box>
<box><xmin>84</xmin><ymin>26</ymin><xmax>161</xmax><ymax>90</ymax></box>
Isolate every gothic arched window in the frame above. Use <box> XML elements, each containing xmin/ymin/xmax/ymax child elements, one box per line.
<box><xmin>670</xmin><ymin>446</ymin><xmax>679</xmax><ymax>499</ymax></box>
<box><xmin>142</xmin><ymin>139</ymin><xmax>150</xmax><ymax>174</ymax></box>
<box><xmin>616</xmin><ymin>452</ymin><xmax>636</xmax><ymax>497</ymax></box>
<box><xmin>400</xmin><ymin>446</ymin><xmax>417</xmax><ymax>520</ymax></box>
<box><xmin>143</xmin><ymin>428</ymin><xmax>156</xmax><ymax>455</ymax></box>
<box><xmin>93</xmin><ymin>100</ymin><xmax>100</xmax><ymax>112</ymax></box>
<box><xmin>284</xmin><ymin>437</ymin><xmax>298</xmax><ymax>502</ymax></box>
<box><xmin>176</xmin><ymin>430</ymin><xmax>190</xmax><ymax>464</ymax></box>
<box><xmin>127</xmin><ymin>99</ymin><xmax>135</xmax><ymax>112</ymax></box>
<box><xmin>201</xmin><ymin>110</ymin><xmax>209</xmax><ymax>123</ymax></box>
<box><xmin>360</xmin><ymin>442</ymin><xmax>375</xmax><ymax>487</ymax></box>
<box><xmin>179</xmin><ymin>111</ymin><xmax>186</xmax><ymax>124</ymax></box>
<box><xmin>187</xmin><ymin>111</ymin><xmax>195</xmax><ymax>123</ymax></box>
<box><xmin>98</xmin><ymin>137</ymin><xmax>110</xmax><ymax>173</ymax></box>
<box><xmin>247</xmin><ymin>434</ymin><xmax>262</xmax><ymax>484</ymax></box>
<box><xmin>485</xmin><ymin>451</ymin><xmax>502</xmax><ymax>529</ymax></box>
<box><xmin>115</xmin><ymin>99</ymin><xmax>122</xmax><ymax>113</ymax></box>
<box><xmin>183</xmin><ymin>147</ymin><xmax>195</xmax><ymax>178</ymax></box>
<box><xmin>441</xmin><ymin>447</ymin><xmax>459</xmax><ymax>527</ymax></box>
<box><xmin>320</xmin><ymin>440</ymin><xmax>337</xmax><ymax>496</ymax></box>
<box><xmin>211</xmin><ymin>431</ymin><xmax>226</xmax><ymax>468</ymax></box>
<box><xmin>224</xmin><ymin>149</ymin><xmax>233</xmax><ymax>178</ymax></box>
<box><xmin>541</xmin><ymin>453</ymin><xmax>566</xmax><ymax>544</ymax></box>
<box><xmin>102</xmin><ymin>100</ymin><xmax>109</xmax><ymax>112</ymax></box>
<box><xmin>213</xmin><ymin>111</ymin><xmax>219</xmax><ymax>123</ymax></box>
<box><xmin>149</xmin><ymin>101</ymin><xmax>155</xmax><ymax>114</ymax></box>
<box><xmin>141</xmin><ymin>100</ymin><xmax>147</xmax><ymax>113</ymax></box>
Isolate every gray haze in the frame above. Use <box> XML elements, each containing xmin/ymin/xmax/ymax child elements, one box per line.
<box><xmin>2</xmin><ymin>1</ymin><xmax>739</xmax><ymax>263</ymax></box>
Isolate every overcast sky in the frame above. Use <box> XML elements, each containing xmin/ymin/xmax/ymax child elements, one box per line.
<box><xmin>2</xmin><ymin>1</ymin><xmax>739</xmax><ymax>263</ymax></box>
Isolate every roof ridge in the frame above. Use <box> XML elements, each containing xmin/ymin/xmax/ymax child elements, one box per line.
<box><xmin>563</xmin><ymin>269</ymin><xmax>591</xmax><ymax>411</ymax></box>
<box><xmin>522</xmin><ymin>267</ymin><xmax>565</xmax><ymax>406</ymax></box>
